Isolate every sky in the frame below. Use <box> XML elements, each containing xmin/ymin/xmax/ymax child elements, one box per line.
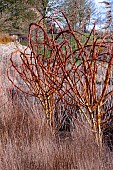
<box><xmin>95</xmin><ymin>0</ymin><xmax>113</xmax><ymax>4</ymax></box>
<box><xmin>94</xmin><ymin>0</ymin><xmax>105</xmax><ymax>20</ymax></box>
<box><xmin>95</xmin><ymin>0</ymin><xmax>103</xmax><ymax>4</ymax></box>
<box><xmin>90</xmin><ymin>0</ymin><xmax>113</xmax><ymax>30</ymax></box>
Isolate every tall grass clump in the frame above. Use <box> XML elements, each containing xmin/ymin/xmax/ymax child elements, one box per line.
<box><xmin>0</xmin><ymin>91</ymin><xmax>113</xmax><ymax>170</ymax></box>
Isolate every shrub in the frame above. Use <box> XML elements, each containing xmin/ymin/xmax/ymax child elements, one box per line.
<box><xmin>0</xmin><ymin>33</ymin><xmax>14</xmax><ymax>44</ymax></box>
<box><xmin>8</xmin><ymin>11</ymin><xmax>113</xmax><ymax>147</ymax></box>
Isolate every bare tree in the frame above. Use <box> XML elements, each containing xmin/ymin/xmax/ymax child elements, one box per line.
<box><xmin>62</xmin><ymin>0</ymin><xmax>96</xmax><ymax>31</ymax></box>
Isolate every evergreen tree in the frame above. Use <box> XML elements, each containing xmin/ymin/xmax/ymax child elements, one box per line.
<box><xmin>0</xmin><ymin>0</ymin><xmax>49</xmax><ymax>33</ymax></box>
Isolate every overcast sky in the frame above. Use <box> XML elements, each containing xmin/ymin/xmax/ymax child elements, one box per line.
<box><xmin>92</xmin><ymin>0</ymin><xmax>109</xmax><ymax>29</ymax></box>
<box><xmin>94</xmin><ymin>0</ymin><xmax>105</xmax><ymax>11</ymax></box>
<box><xmin>95</xmin><ymin>0</ymin><xmax>103</xmax><ymax>4</ymax></box>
